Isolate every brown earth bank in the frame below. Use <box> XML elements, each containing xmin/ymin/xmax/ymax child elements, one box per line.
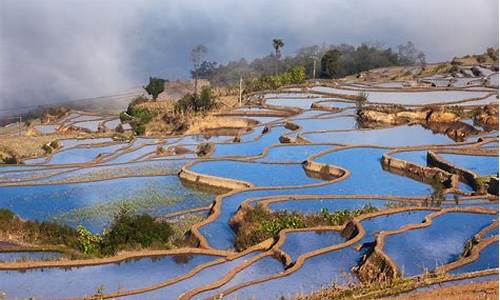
<box><xmin>341</xmin><ymin>50</ymin><xmax>498</xmax><ymax>83</ymax></box>
<box><xmin>357</xmin><ymin>104</ymin><xmax>499</xmax><ymax>141</ymax></box>
<box><xmin>381</xmin><ymin>280</ymin><xmax>498</xmax><ymax>300</ymax></box>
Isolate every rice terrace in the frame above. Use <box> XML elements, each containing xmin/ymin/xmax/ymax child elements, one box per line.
<box><xmin>0</xmin><ymin>1</ymin><xmax>498</xmax><ymax>299</ymax></box>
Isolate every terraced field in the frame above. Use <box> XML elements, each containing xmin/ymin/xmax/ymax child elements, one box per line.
<box><xmin>0</xmin><ymin>73</ymin><xmax>498</xmax><ymax>299</ymax></box>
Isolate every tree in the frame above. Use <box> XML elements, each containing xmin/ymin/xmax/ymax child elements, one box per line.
<box><xmin>320</xmin><ymin>49</ymin><xmax>342</xmax><ymax>78</ymax></box>
<box><xmin>192</xmin><ymin>61</ymin><xmax>217</xmax><ymax>79</ymax></box>
<box><xmin>272</xmin><ymin>38</ymin><xmax>284</xmax><ymax>75</ymax></box>
<box><xmin>398</xmin><ymin>41</ymin><xmax>425</xmax><ymax>66</ymax></box>
<box><xmin>144</xmin><ymin>77</ymin><xmax>165</xmax><ymax>101</ymax></box>
<box><xmin>191</xmin><ymin>44</ymin><xmax>208</xmax><ymax>96</ymax></box>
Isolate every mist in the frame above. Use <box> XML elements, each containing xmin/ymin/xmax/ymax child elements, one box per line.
<box><xmin>1</xmin><ymin>0</ymin><xmax>498</xmax><ymax>112</ymax></box>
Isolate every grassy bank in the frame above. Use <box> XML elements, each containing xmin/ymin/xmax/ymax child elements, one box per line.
<box><xmin>231</xmin><ymin>203</ymin><xmax>378</xmax><ymax>251</ymax></box>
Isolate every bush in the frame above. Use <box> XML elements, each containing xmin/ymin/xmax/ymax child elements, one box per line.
<box><xmin>100</xmin><ymin>210</ymin><xmax>173</xmax><ymax>255</ymax></box>
<box><xmin>0</xmin><ymin>208</ymin><xmax>175</xmax><ymax>257</ymax></box>
<box><xmin>233</xmin><ymin>204</ymin><xmax>378</xmax><ymax>250</ymax></box>
<box><xmin>0</xmin><ymin>208</ymin><xmax>15</xmax><ymax>223</ymax></box>
<box><xmin>356</xmin><ymin>91</ymin><xmax>369</xmax><ymax>111</ymax></box>
<box><xmin>144</xmin><ymin>77</ymin><xmax>166</xmax><ymax>100</ymax></box>
<box><xmin>115</xmin><ymin>123</ymin><xmax>124</xmax><ymax>133</ymax></box>
<box><xmin>245</xmin><ymin>66</ymin><xmax>306</xmax><ymax>92</ymax></box>
<box><xmin>174</xmin><ymin>87</ymin><xmax>217</xmax><ymax>114</ymax></box>
<box><xmin>133</xmin><ymin>123</ymin><xmax>146</xmax><ymax>135</ymax></box>
<box><xmin>126</xmin><ymin>103</ymin><xmax>156</xmax><ymax>136</ymax></box>
<box><xmin>119</xmin><ymin>112</ymin><xmax>132</xmax><ymax>122</ymax></box>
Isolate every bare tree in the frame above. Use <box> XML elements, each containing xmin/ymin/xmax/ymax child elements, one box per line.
<box><xmin>191</xmin><ymin>44</ymin><xmax>208</xmax><ymax>96</ymax></box>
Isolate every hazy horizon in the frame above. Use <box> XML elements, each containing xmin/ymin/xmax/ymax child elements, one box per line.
<box><xmin>1</xmin><ymin>0</ymin><xmax>498</xmax><ymax>112</ymax></box>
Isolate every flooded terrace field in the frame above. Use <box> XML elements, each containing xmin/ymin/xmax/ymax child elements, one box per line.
<box><xmin>0</xmin><ymin>80</ymin><xmax>498</xmax><ymax>299</ymax></box>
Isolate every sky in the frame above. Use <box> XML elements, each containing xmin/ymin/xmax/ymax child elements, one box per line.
<box><xmin>0</xmin><ymin>0</ymin><xmax>498</xmax><ymax>111</ymax></box>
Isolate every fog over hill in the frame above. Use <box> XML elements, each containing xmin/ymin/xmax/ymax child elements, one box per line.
<box><xmin>1</xmin><ymin>0</ymin><xmax>498</xmax><ymax>113</ymax></box>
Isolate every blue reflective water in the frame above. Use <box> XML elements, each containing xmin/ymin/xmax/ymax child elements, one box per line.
<box><xmin>200</xmin><ymin>148</ymin><xmax>432</xmax><ymax>249</ymax></box>
<box><xmin>359</xmin><ymin>210</ymin><xmax>433</xmax><ymax>245</ymax></box>
<box><xmin>256</xmin><ymin>145</ymin><xmax>332</xmax><ymax>162</ymax></box>
<box><xmin>266</xmin><ymin>97</ymin><xmax>323</xmax><ymax>109</ymax></box>
<box><xmin>384</xmin><ymin>212</ymin><xmax>496</xmax><ymax>276</ymax></box>
<box><xmin>450</xmin><ymin>242</ymin><xmax>499</xmax><ymax>274</ymax></box>
<box><xmin>0</xmin><ymin>251</ymin><xmax>62</xmax><ymax>262</ymax></box>
<box><xmin>440</xmin><ymin>153</ymin><xmax>499</xmax><ymax>176</ymax></box>
<box><xmin>0</xmin><ymin>175</ymin><xmax>214</xmax><ymax>233</ymax></box>
<box><xmin>46</xmin><ymin>144</ymin><xmax>127</xmax><ymax>165</ymax></box>
<box><xmin>303</xmin><ymin>125</ymin><xmax>452</xmax><ymax>146</ymax></box>
<box><xmin>281</xmin><ymin>231</ymin><xmax>345</xmax><ymax>262</ymax></box>
<box><xmin>227</xmin><ymin>246</ymin><xmax>359</xmax><ymax>299</ymax></box>
<box><xmin>309</xmin><ymin>87</ymin><xmax>489</xmax><ymax>105</ymax></box>
<box><xmin>294</xmin><ymin>116</ymin><xmax>358</xmax><ymax>132</ymax></box>
<box><xmin>190</xmin><ymin>161</ymin><xmax>322</xmax><ymax>187</ymax></box>
<box><xmin>0</xmin><ymin>254</ymin><xmax>218</xmax><ymax>299</ymax></box>
<box><xmin>392</xmin><ymin>151</ymin><xmax>428</xmax><ymax>166</ymax></box>
<box><xmin>192</xmin><ymin>255</ymin><xmax>284</xmax><ymax>300</ymax></box>
<box><xmin>126</xmin><ymin>252</ymin><xmax>260</xmax><ymax>299</ymax></box>
<box><xmin>212</xmin><ymin>126</ymin><xmax>287</xmax><ymax>157</ymax></box>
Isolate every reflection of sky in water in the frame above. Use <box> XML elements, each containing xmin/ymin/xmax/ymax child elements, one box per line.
<box><xmin>191</xmin><ymin>160</ymin><xmax>322</xmax><ymax>187</ymax></box>
<box><xmin>295</xmin><ymin>116</ymin><xmax>357</xmax><ymax>132</ymax></box>
<box><xmin>303</xmin><ymin>125</ymin><xmax>452</xmax><ymax>146</ymax></box>
<box><xmin>228</xmin><ymin>246</ymin><xmax>359</xmax><ymax>299</ymax></box>
<box><xmin>202</xmin><ymin>148</ymin><xmax>432</xmax><ymax>249</ymax></box>
<box><xmin>256</xmin><ymin>144</ymin><xmax>332</xmax><ymax>162</ymax></box>
<box><xmin>281</xmin><ymin>231</ymin><xmax>345</xmax><ymax>262</ymax></box>
<box><xmin>127</xmin><ymin>252</ymin><xmax>260</xmax><ymax>299</ymax></box>
<box><xmin>193</xmin><ymin>255</ymin><xmax>284</xmax><ymax>300</ymax></box>
<box><xmin>385</xmin><ymin>212</ymin><xmax>495</xmax><ymax>276</ymax></box>
<box><xmin>0</xmin><ymin>254</ymin><xmax>218</xmax><ymax>299</ymax></box>
<box><xmin>0</xmin><ymin>175</ymin><xmax>214</xmax><ymax>232</ymax></box>
<box><xmin>440</xmin><ymin>153</ymin><xmax>499</xmax><ymax>176</ymax></box>
<box><xmin>450</xmin><ymin>242</ymin><xmax>499</xmax><ymax>274</ymax></box>
<box><xmin>0</xmin><ymin>251</ymin><xmax>61</xmax><ymax>262</ymax></box>
<box><xmin>309</xmin><ymin>86</ymin><xmax>489</xmax><ymax>105</ymax></box>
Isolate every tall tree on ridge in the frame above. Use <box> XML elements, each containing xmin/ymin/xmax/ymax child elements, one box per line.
<box><xmin>272</xmin><ymin>38</ymin><xmax>284</xmax><ymax>76</ymax></box>
<box><xmin>191</xmin><ymin>44</ymin><xmax>208</xmax><ymax>97</ymax></box>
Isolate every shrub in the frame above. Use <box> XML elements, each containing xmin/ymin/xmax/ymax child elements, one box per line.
<box><xmin>126</xmin><ymin>104</ymin><xmax>155</xmax><ymax>136</ymax></box>
<box><xmin>100</xmin><ymin>210</ymin><xmax>173</xmax><ymax>255</ymax></box>
<box><xmin>156</xmin><ymin>146</ymin><xmax>165</xmax><ymax>154</ymax></box>
<box><xmin>77</xmin><ymin>225</ymin><xmax>102</xmax><ymax>256</ymax></box>
<box><xmin>245</xmin><ymin>66</ymin><xmax>306</xmax><ymax>93</ymax></box>
<box><xmin>356</xmin><ymin>91</ymin><xmax>369</xmax><ymax>111</ymax></box>
<box><xmin>119</xmin><ymin>112</ymin><xmax>132</xmax><ymax>122</ymax></box>
<box><xmin>115</xmin><ymin>123</ymin><xmax>124</xmax><ymax>133</ymax></box>
<box><xmin>133</xmin><ymin>123</ymin><xmax>146</xmax><ymax>136</ymax></box>
<box><xmin>0</xmin><ymin>208</ymin><xmax>175</xmax><ymax>257</ymax></box>
<box><xmin>0</xmin><ymin>208</ymin><xmax>15</xmax><ymax>223</ymax></box>
<box><xmin>174</xmin><ymin>87</ymin><xmax>217</xmax><ymax>114</ymax></box>
<box><xmin>233</xmin><ymin>204</ymin><xmax>378</xmax><ymax>250</ymax></box>
<box><xmin>144</xmin><ymin>77</ymin><xmax>166</xmax><ymax>100</ymax></box>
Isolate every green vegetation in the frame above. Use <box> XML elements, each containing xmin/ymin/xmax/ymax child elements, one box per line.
<box><xmin>0</xmin><ymin>207</ymin><xmax>176</xmax><ymax>257</ymax></box>
<box><xmin>245</xmin><ymin>66</ymin><xmax>306</xmax><ymax>93</ymax></box>
<box><xmin>425</xmin><ymin>177</ymin><xmax>445</xmax><ymax>207</ymax></box>
<box><xmin>233</xmin><ymin>204</ymin><xmax>377</xmax><ymax>251</ymax></box>
<box><xmin>174</xmin><ymin>86</ymin><xmax>217</xmax><ymax>114</ymax></box>
<box><xmin>272</xmin><ymin>38</ymin><xmax>285</xmax><ymax>75</ymax></box>
<box><xmin>144</xmin><ymin>77</ymin><xmax>166</xmax><ymax>100</ymax></box>
<box><xmin>124</xmin><ymin>96</ymin><xmax>157</xmax><ymax>135</ymax></box>
<box><xmin>194</xmin><ymin>41</ymin><xmax>424</xmax><ymax>87</ymax></box>
<box><xmin>99</xmin><ymin>207</ymin><xmax>174</xmax><ymax>255</ymax></box>
<box><xmin>356</xmin><ymin>91</ymin><xmax>369</xmax><ymax>111</ymax></box>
